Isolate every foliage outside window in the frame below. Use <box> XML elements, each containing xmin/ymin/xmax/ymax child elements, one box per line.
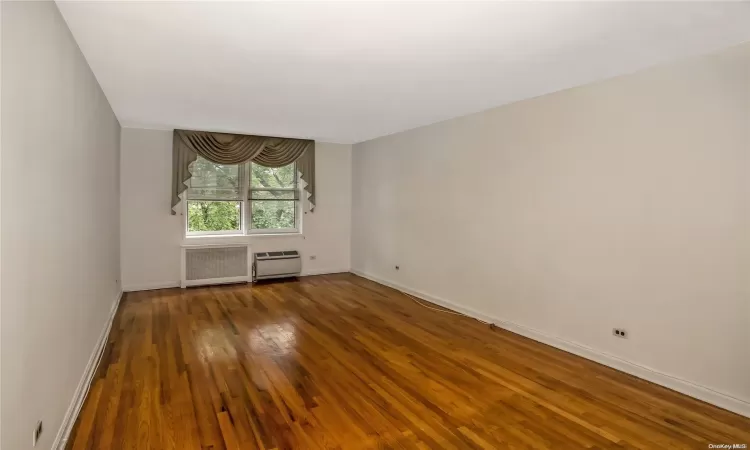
<box><xmin>186</xmin><ymin>157</ymin><xmax>299</xmax><ymax>235</ymax></box>
<box><xmin>249</xmin><ymin>163</ymin><xmax>297</xmax><ymax>230</ymax></box>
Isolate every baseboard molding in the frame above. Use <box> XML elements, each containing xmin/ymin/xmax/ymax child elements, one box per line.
<box><xmin>301</xmin><ymin>268</ymin><xmax>350</xmax><ymax>277</ymax></box>
<box><xmin>52</xmin><ymin>290</ymin><xmax>124</xmax><ymax>450</ymax></box>
<box><xmin>350</xmin><ymin>269</ymin><xmax>750</xmax><ymax>418</ymax></box>
<box><xmin>123</xmin><ymin>270</ymin><xmax>349</xmax><ymax>292</ymax></box>
<box><xmin>123</xmin><ymin>281</ymin><xmax>180</xmax><ymax>292</ymax></box>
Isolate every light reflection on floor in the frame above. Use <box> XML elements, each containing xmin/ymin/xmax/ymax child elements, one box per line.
<box><xmin>249</xmin><ymin>322</ymin><xmax>298</xmax><ymax>357</ymax></box>
<box><xmin>195</xmin><ymin>327</ymin><xmax>238</xmax><ymax>363</ymax></box>
<box><xmin>195</xmin><ymin>321</ymin><xmax>298</xmax><ymax>364</ymax></box>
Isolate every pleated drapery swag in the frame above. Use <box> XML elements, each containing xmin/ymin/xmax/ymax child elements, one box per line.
<box><xmin>171</xmin><ymin>130</ymin><xmax>315</xmax><ymax>214</ymax></box>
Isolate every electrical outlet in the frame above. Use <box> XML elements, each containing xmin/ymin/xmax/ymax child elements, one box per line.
<box><xmin>32</xmin><ymin>420</ymin><xmax>43</xmax><ymax>446</ymax></box>
<box><xmin>612</xmin><ymin>328</ymin><xmax>628</xmax><ymax>339</ymax></box>
<box><xmin>309</xmin><ymin>255</ymin><xmax>316</xmax><ymax>260</ymax></box>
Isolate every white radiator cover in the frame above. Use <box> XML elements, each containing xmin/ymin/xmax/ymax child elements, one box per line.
<box><xmin>180</xmin><ymin>243</ymin><xmax>251</xmax><ymax>288</ymax></box>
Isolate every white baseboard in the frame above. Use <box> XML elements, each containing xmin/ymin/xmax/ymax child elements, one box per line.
<box><xmin>122</xmin><ymin>270</ymin><xmax>349</xmax><ymax>292</ymax></box>
<box><xmin>52</xmin><ymin>290</ymin><xmax>124</xmax><ymax>449</ymax></box>
<box><xmin>350</xmin><ymin>269</ymin><xmax>750</xmax><ymax>418</ymax></box>
<box><xmin>301</xmin><ymin>268</ymin><xmax>350</xmax><ymax>277</ymax></box>
<box><xmin>123</xmin><ymin>281</ymin><xmax>180</xmax><ymax>292</ymax></box>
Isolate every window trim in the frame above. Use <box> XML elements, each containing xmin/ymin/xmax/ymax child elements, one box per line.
<box><xmin>184</xmin><ymin>160</ymin><xmax>302</xmax><ymax>238</ymax></box>
<box><xmin>246</xmin><ymin>162</ymin><xmax>300</xmax><ymax>234</ymax></box>
<box><xmin>246</xmin><ymin>198</ymin><xmax>299</xmax><ymax>234</ymax></box>
<box><xmin>184</xmin><ymin>200</ymin><xmax>245</xmax><ymax>237</ymax></box>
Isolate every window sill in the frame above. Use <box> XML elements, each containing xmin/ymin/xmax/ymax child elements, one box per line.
<box><xmin>184</xmin><ymin>233</ymin><xmax>244</xmax><ymax>239</ymax></box>
<box><xmin>247</xmin><ymin>232</ymin><xmax>303</xmax><ymax>238</ymax></box>
<box><xmin>182</xmin><ymin>232</ymin><xmax>303</xmax><ymax>246</ymax></box>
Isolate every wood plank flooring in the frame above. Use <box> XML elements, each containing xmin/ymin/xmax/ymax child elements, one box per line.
<box><xmin>67</xmin><ymin>273</ymin><xmax>750</xmax><ymax>449</ymax></box>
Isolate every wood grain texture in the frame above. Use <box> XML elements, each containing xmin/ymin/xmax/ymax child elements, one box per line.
<box><xmin>67</xmin><ymin>273</ymin><xmax>750</xmax><ymax>449</ymax></box>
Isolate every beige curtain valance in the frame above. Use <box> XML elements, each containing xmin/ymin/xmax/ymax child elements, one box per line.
<box><xmin>171</xmin><ymin>129</ymin><xmax>315</xmax><ymax>214</ymax></box>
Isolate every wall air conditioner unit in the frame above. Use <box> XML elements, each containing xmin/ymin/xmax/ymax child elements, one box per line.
<box><xmin>180</xmin><ymin>243</ymin><xmax>252</xmax><ymax>288</ymax></box>
<box><xmin>253</xmin><ymin>251</ymin><xmax>301</xmax><ymax>281</ymax></box>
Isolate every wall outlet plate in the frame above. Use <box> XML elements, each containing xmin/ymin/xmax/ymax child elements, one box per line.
<box><xmin>612</xmin><ymin>328</ymin><xmax>628</xmax><ymax>339</ymax></box>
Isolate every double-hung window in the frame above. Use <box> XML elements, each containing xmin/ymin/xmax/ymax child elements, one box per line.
<box><xmin>185</xmin><ymin>157</ymin><xmax>300</xmax><ymax>236</ymax></box>
<box><xmin>186</xmin><ymin>158</ymin><xmax>244</xmax><ymax>235</ymax></box>
<box><xmin>248</xmin><ymin>162</ymin><xmax>298</xmax><ymax>232</ymax></box>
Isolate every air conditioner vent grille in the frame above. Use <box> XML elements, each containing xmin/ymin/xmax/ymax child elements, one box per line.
<box><xmin>254</xmin><ymin>249</ymin><xmax>301</xmax><ymax>281</ymax></box>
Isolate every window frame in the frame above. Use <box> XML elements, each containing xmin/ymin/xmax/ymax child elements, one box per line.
<box><xmin>184</xmin><ymin>160</ymin><xmax>301</xmax><ymax>238</ymax></box>
<box><xmin>247</xmin><ymin>162</ymin><xmax>300</xmax><ymax>235</ymax></box>
<box><xmin>185</xmin><ymin>200</ymin><xmax>244</xmax><ymax>236</ymax></box>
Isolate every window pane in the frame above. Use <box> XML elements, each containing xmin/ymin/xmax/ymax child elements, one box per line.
<box><xmin>250</xmin><ymin>163</ymin><xmax>296</xmax><ymax>189</ymax></box>
<box><xmin>251</xmin><ymin>200</ymin><xmax>295</xmax><ymax>229</ymax></box>
<box><xmin>188</xmin><ymin>157</ymin><xmax>241</xmax><ymax>200</ymax></box>
<box><xmin>187</xmin><ymin>201</ymin><xmax>242</xmax><ymax>233</ymax></box>
<box><xmin>249</xmin><ymin>189</ymin><xmax>298</xmax><ymax>200</ymax></box>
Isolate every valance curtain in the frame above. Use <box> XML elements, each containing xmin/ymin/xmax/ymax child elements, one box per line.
<box><xmin>171</xmin><ymin>129</ymin><xmax>315</xmax><ymax>214</ymax></box>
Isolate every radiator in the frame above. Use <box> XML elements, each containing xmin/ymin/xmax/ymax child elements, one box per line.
<box><xmin>180</xmin><ymin>243</ymin><xmax>251</xmax><ymax>288</ymax></box>
<box><xmin>254</xmin><ymin>251</ymin><xmax>301</xmax><ymax>281</ymax></box>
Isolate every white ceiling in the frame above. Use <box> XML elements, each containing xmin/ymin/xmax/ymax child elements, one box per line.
<box><xmin>57</xmin><ymin>1</ymin><xmax>750</xmax><ymax>144</ymax></box>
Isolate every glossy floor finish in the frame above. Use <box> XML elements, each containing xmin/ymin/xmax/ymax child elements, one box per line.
<box><xmin>68</xmin><ymin>274</ymin><xmax>750</xmax><ymax>449</ymax></box>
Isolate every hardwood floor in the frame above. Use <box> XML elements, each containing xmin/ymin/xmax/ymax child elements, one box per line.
<box><xmin>67</xmin><ymin>273</ymin><xmax>750</xmax><ymax>449</ymax></box>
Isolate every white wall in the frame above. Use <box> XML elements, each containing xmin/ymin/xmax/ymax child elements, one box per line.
<box><xmin>1</xmin><ymin>2</ymin><xmax>122</xmax><ymax>449</ymax></box>
<box><xmin>120</xmin><ymin>128</ymin><xmax>351</xmax><ymax>291</ymax></box>
<box><xmin>352</xmin><ymin>43</ymin><xmax>750</xmax><ymax>414</ymax></box>
<box><xmin>0</xmin><ymin>4</ymin><xmax>4</xmax><ymax>445</ymax></box>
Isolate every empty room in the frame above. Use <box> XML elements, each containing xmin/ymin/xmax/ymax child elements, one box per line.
<box><xmin>1</xmin><ymin>1</ymin><xmax>749</xmax><ymax>449</ymax></box>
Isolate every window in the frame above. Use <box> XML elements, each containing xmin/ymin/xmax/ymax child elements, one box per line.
<box><xmin>185</xmin><ymin>157</ymin><xmax>300</xmax><ymax>236</ymax></box>
<box><xmin>249</xmin><ymin>162</ymin><xmax>298</xmax><ymax>232</ymax></box>
<box><xmin>186</xmin><ymin>158</ymin><xmax>244</xmax><ymax>235</ymax></box>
